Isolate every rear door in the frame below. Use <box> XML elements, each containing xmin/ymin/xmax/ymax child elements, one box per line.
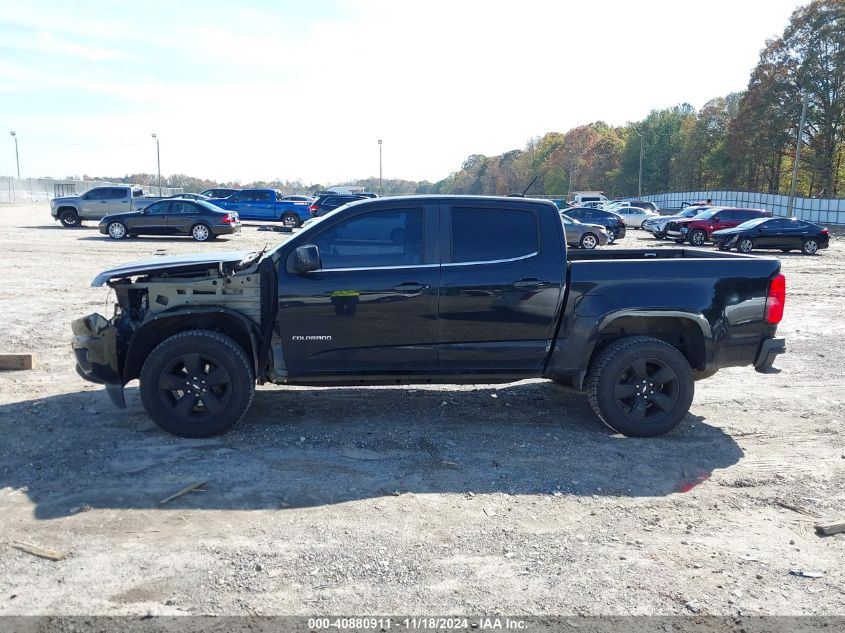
<box><xmin>438</xmin><ymin>202</ymin><xmax>565</xmax><ymax>371</ymax></box>
<box><xmin>108</xmin><ymin>187</ymin><xmax>131</xmax><ymax>214</ymax></box>
<box><xmin>251</xmin><ymin>191</ymin><xmax>276</xmax><ymax>219</ymax></box>
<box><xmin>277</xmin><ymin>202</ymin><xmax>439</xmax><ymax>373</ymax></box>
<box><xmin>166</xmin><ymin>201</ymin><xmax>196</xmax><ymax>234</ymax></box>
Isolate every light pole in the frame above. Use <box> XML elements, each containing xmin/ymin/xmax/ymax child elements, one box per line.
<box><xmin>378</xmin><ymin>139</ymin><xmax>383</xmax><ymax>195</ymax></box>
<box><xmin>151</xmin><ymin>133</ymin><xmax>161</xmax><ymax>195</ymax></box>
<box><xmin>10</xmin><ymin>131</ymin><xmax>20</xmax><ymax>179</ymax></box>
<box><xmin>633</xmin><ymin>126</ymin><xmax>643</xmax><ymax>198</ymax></box>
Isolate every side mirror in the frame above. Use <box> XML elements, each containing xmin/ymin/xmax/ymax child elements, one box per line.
<box><xmin>293</xmin><ymin>245</ymin><xmax>320</xmax><ymax>273</ymax></box>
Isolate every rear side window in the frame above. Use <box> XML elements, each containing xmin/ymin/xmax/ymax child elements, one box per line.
<box><xmin>739</xmin><ymin>210</ymin><xmax>762</xmax><ymax>220</ymax></box>
<box><xmin>451</xmin><ymin>207</ymin><xmax>539</xmax><ymax>263</ymax></box>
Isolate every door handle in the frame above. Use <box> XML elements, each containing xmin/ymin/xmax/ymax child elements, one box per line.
<box><xmin>513</xmin><ymin>278</ymin><xmax>548</xmax><ymax>289</ymax></box>
<box><xmin>393</xmin><ymin>282</ymin><xmax>430</xmax><ymax>292</ymax></box>
<box><xmin>99</xmin><ymin>201</ymin><xmax>108</xmax><ymax>203</ymax></box>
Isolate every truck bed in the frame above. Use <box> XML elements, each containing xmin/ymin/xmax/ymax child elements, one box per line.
<box><xmin>567</xmin><ymin>248</ymin><xmax>762</xmax><ymax>261</ymax></box>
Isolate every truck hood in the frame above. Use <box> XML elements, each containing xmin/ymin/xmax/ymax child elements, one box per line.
<box><xmin>91</xmin><ymin>250</ymin><xmax>257</xmax><ymax>287</ymax></box>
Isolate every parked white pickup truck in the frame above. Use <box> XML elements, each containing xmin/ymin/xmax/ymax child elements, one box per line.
<box><xmin>51</xmin><ymin>185</ymin><xmax>164</xmax><ymax>227</ymax></box>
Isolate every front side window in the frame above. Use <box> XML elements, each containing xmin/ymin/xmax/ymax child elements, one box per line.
<box><xmin>451</xmin><ymin>207</ymin><xmax>538</xmax><ymax>263</ymax></box>
<box><xmin>313</xmin><ymin>208</ymin><xmax>424</xmax><ymax>269</ymax></box>
<box><xmin>85</xmin><ymin>188</ymin><xmax>107</xmax><ymax>200</ymax></box>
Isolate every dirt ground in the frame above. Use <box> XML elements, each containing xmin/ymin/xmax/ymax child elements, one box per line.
<box><xmin>0</xmin><ymin>203</ymin><xmax>843</xmax><ymax>617</ymax></box>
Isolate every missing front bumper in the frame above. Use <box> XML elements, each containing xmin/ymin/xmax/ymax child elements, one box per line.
<box><xmin>71</xmin><ymin>313</ymin><xmax>121</xmax><ymax>386</ymax></box>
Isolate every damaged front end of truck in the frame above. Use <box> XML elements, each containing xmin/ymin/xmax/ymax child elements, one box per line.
<box><xmin>71</xmin><ymin>249</ymin><xmax>277</xmax><ymax>408</ymax></box>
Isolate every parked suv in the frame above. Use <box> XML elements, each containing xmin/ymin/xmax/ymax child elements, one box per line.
<box><xmin>562</xmin><ymin>207</ymin><xmax>626</xmax><ymax>242</ymax></box>
<box><xmin>309</xmin><ymin>194</ymin><xmax>369</xmax><ymax>217</ymax></box>
<box><xmin>666</xmin><ymin>208</ymin><xmax>772</xmax><ymax>246</ymax></box>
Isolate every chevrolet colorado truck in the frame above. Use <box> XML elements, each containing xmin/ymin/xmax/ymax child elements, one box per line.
<box><xmin>51</xmin><ymin>185</ymin><xmax>164</xmax><ymax>227</ymax></box>
<box><xmin>72</xmin><ymin>195</ymin><xmax>786</xmax><ymax>438</ymax></box>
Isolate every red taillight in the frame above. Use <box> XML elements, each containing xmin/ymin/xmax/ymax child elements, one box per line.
<box><xmin>821</xmin><ymin>228</ymin><xmax>829</xmax><ymax>235</ymax></box>
<box><xmin>765</xmin><ymin>274</ymin><xmax>785</xmax><ymax>324</ymax></box>
<box><xmin>221</xmin><ymin>214</ymin><xmax>234</xmax><ymax>224</ymax></box>
<box><xmin>309</xmin><ymin>204</ymin><xmax>318</xmax><ymax>215</ymax></box>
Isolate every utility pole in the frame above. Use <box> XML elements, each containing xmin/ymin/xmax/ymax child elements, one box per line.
<box><xmin>10</xmin><ymin>131</ymin><xmax>20</xmax><ymax>179</ymax></box>
<box><xmin>378</xmin><ymin>139</ymin><xmax>383</xmax><ymax>195</ymax></box>
<box><xmin>786</xmin><ymin>92</ymin><xmax>809</xmax><ymax>218</ymax></box>
<box><xmin>633</xmin><ymin>126</ymin><xmax>643</xmax><ymax>198</ymax></box>
<box><xmin>151</xmin><ymin>133</ymin><xmax>161</xmax><ymax>195</ymax></box>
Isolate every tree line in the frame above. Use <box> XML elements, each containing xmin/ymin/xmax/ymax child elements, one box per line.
<box><xmin>89</xmin><ymin>1</ymin><xmax>843</xmax><ymax>200</ymax></box>
<box><xmin>425</xmin><ymin>0</ymin><xmax>844</xmax><ymax>199</ymax></box>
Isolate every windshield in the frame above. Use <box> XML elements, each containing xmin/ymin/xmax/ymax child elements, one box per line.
<box><xmin>694</xmin><ymin>209</ymin><xmax>718</xmax><ymax>220</ymax></box>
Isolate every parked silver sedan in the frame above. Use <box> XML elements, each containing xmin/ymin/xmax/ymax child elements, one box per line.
<box><xmin>560</xmin><ymin>213</ymin><xmax>609</xmax><ymax>249</ymax></box>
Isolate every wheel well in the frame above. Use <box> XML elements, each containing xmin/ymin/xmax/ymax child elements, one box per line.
<box><xmin>593</xmin><ymin>316</ymin><xmax>706</xmax><ymax>371</ymax></box>
<box><xmin>123</xmin><ymin>313</ymin><xmax>257</xmax><ymax>383</ymax></box>
<box><xmin>57</xmin><ymin>206</ymin><xmax>77</xmax><ymax>215</ymax></box>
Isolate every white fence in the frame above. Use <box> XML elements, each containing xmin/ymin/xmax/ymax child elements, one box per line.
<box><xmin>630</xmin><ymin>191</ymin><xmax>845</xmax><ymax>225</ymax></box>
<box><xmin>0</xmin><ymin>177</ymin><xmax>183</xmax><ymax>204</ymax></box>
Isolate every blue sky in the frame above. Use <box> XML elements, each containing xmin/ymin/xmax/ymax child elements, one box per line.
<box><xmin>1</xmin><ymin>0</ymin><xmax>803</xmax><ymax>185</ymax></box>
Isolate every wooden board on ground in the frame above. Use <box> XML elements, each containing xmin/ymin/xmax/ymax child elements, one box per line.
<box><xmin>0</xmin><ymin>353</ymin><xmax>36</xmax><ymax>370</ymax></box>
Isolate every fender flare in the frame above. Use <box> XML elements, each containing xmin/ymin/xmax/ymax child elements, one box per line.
<box><xmin>122</xmin><ymin>306</ymin><xmax>260</xmax><ymax>383</ymax></box>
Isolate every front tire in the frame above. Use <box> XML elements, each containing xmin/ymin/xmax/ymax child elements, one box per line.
<box><xmin>737</xmin><ymin>237</ymin><xmax>754</xmax><ymax>254</ymax></box>
<box><xmin>580</xmin><ymin>232</ymin><xmax>599</xmax><ymax>249</ymax></box>
<box><xmin>688</xmin><ymin>229</ymin><xmax>707</xmax><ymax>247</ymax></box>
<box><xmin>586</xmin><ymin>336</ymin><xmax>694</xmax><ymax>437</ymax></box>
<box><xmin>802</xmin><ymin>239</ymin><xmax>819</xmax><ymax>255</ymax></box>
<box><xmin>59</xmin><ymin>209</ymin><xmax>81</xmax><ymax>227</ymax></box>
<box><xmin>281</xmin><ymin>212</ymin><xmax>300</xmax><ymax>229</ymax></box>
<box><xmin>191</xmin><ymin>223</ymin><xmax>211</xmax><ymax>241</ymax></box>
<box><xmin>107</xmin><ymin>221</ymin><xmax>128</xmax><ymax>240</ymax></box>
<box><xmin>139</xmin><ymin>330</ymin><xmax>255</xmax><ymax>437</ymax></box>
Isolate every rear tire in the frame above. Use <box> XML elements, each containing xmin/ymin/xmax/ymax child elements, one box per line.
<box><xmin>139</xmin><ymin>330</ymin><xmax>255</xmax><ymax>437</ymax></box>
<box><xmin>59</xmin><ymin>209</ymin><xmax>81</xmax><ymax>227</ymax></box>
<box><xmin>586</xmin><ymin>336</ymin><xmax>694</xmax><ymax>437</ymax></box>
<box><xmin>801</xmin><ymin>239</ymin><xmax>819</xmax><ymax>255</ymax></box>
<box><xmin>191</xmin><ymin>223</ymin><xmax>211</xmax><ymax>241</ymax></box>
<box><xmin>281</xmin><ymin>213</ymin><xmax>300</xmax><ymax>229</ymax></box>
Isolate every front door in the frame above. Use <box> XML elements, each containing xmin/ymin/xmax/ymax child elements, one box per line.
<box><xmin>438</xmin><ymin>203</ymin><xmax>565</xmax><ymax>371</ymax></box>
<box><xmin>276</xmin><ymin>204</ymin><xmax>439</xmax><ymax>374</ymax></box>
<box><xmin>80</xmin><ymin>187</ymin><xmax>110</xmax><ymax>219</ymax></box>
<box><xmin>135</xmin><ymin>201</ymin><xmax>172</xmax><ymax>233</ymax></box>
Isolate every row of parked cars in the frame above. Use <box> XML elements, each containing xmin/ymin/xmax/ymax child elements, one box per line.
<box><xmin>49</xmin><ymin>184</ymin><xmax>379</xmax><ymax>241</ymax></box>
<box><xmin>642</xmin><ymin>204</ymin><xmax>830</xmax><ymax>255</ymax></box>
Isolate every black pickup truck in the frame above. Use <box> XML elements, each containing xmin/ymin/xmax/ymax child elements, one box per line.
<box><xmin>72</xmin><ymin>195</ymin><xmax>786</xmax><ymax>438</ymax></box>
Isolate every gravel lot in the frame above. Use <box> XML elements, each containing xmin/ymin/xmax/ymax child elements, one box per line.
<box><xmin>0</xmin><ymin>203</ymin><xmax>843</xmax><ymax>617</ymax></box>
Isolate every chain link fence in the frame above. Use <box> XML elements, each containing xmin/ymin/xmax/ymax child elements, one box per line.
<box><xmin>0</xmin><ymin>177</ymin><xmax>183</xmax><ymax>204</ymax></box>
